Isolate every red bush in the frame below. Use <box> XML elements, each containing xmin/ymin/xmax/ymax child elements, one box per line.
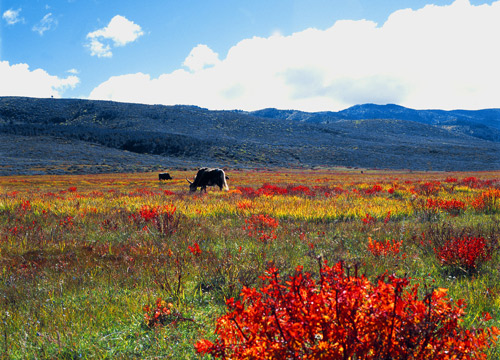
<box><xmin>288</xmin><ymin>185</ymin><xmax>312</xmax><ymax>196</ymax></box>
<box><xmin>243</xmin><ymin>214</ymin><xmax>278</xmax><ymax>242</ymax></box>
<box><xmin>426</xmin><ymin>198</ymin><xmax>466</xmax><ymax>215</ymax></box>
<box><xmin>130</xmin><ymin>204</ymin><xmax>177</xmax><ymax>223</ymax></box>
<box><xmin>412</xmin><ymin>181</ymin><xmax>441</xmax><ymax>196</ymax></box>
<box><xmin>20</xmin><ymin>200</ymin><xmax>32</xmax><ymax>212</ymax></box>
<box><xmin>188</xmin><ymin>242</ymin><xmax>202</xmax><ymax>256</ymax></box>
<box><xmin>364</xmin><ymin>184</ymin><xmax>383</xmax><ymax>195</ymax></box>
<box><xmin>129</xmin><ymin>204</ymin><xmax>179</xmax><ymax>235</ymax></box>
<box><xmin>316</xmin><ymin>185</ymin><xmax>345</xmax><ymax>198</ymax></box>
<box><xmin>143</xmin><ymin>298</ymin><xmax>194</xmax><ymax>328</ymax></box>
<box><xmin>471</xmin><ymin>189</ymin><xmax>500</xmax><ymax>214</ymax></box>
<box><xmin>143</xmin><ymin>298</ymin><xmax>174</xmax><ymax>328</ymax></box>
<box><xmin>236</xmin><ymin>186</ymin><xmax>259</xmax><ymax>197</ymax></box>
<box><xmin>258</xmin><ymin>184</ymin><xmax>288</xmax><ymax>196</ymax></box>
<box><xmin>361</xmin><ymin>213</ymin><xmax>376</xmax><ymax>225</ymax></box>
<box><xmin>139</xmin><ymin>205</ymin><xmax>159</xmax><ymax>221</ymax></box>
<box><xmin>368</xmin><ymin>237</ymin><xmax>405</xmax><ymax>259</ymax></box>
<box><xmin>236</xmin><ymin>185</ymin><xmax>289</xmax><ymax>197</ymax></box>
<box><xmin>460</xmin><ymin>177</ymin><xmax>492</xmax><ymax>189</ymax></box>
<box><xmin>195</xmin><ymin>262</ymin><xmax>498</xmax><ymax>359</ymax></box>
<box><xmin>434</xmin><ymin>236</ymin><xmax>493</xmax><ymax>272</ymax></box>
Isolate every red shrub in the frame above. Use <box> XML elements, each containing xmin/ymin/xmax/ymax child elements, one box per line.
<box><xmin>188</xmin><ymin>242</ymin><xmax>202</xmax><ymax>256</ymax></box>
<box><xmin>434</xmin><ymin>236</ymin><xmax>493</xmax><ymax>272</ymax></box>
<box><xmin>143</xmin><ymin>298</ymin><xmax>173</xmax><ymax>327</ymax></box>
<box><xmin>460</xmin><ymin>177</ymin><xmax>492</xmax><ymax>189</ymax></box>
<box><xmin>59</xmin><ymin>216</ymin><xmax>74</xmax><ymax>228</ymax></box>
<box><xmin>368</xmin><ymin>237</ymin><xmax>405</xmax><ymax>258</ymax></box>
<box><xmin>258</xmin><ymin>184</ymin><xmax>288</xmax><ymax>196</ymax></box>
<box><xmin>21</xmin><ymin>200</ymin><xmax>32</xmax><ymax>212</ymax></box>
<box><xmin>129</xmin><ymin>187</ymin><xmax>158</xmax><ymax>196</ymax></box>
<box><xmin>129</xmin><ymin>204</ymin><xmax>178</xmax><ymax>235</ymax></box>
<box><xmin>438</xmin><ymin>199</ymin><xmax>466</xmax><ymax>214</ymax></box>
<box><xmin>143</xmin><ymin>298</ymin><xmax>194</xmax><ymax>328</ymax></box>
<box><xmin>412</xmin><ymin>181</ymin><xmax>441</xmax><ymax>196</ymax></box>
<box><xmin>130</xmin><ymin>204</ymin><xmax>177</xmax><ymax>223</ymax></box>
<box><xmin>362</xmin><ymin>213</ymin><xmax>376</xmax><ymax>225</ymax></box>
<box><xmin>195</xmin><ymin>263</ymin><xmax>498</xmax><ymax>359</ymax></box>
<box><xmin>426</xmin><ymin>198</ymin><xmax>466</xmax><ymax>215</ymax></box>
<box><xmin>236</xmin><ymin>200</ymin><xmax>254</xmax><ymax>210</ymax></box>
<box><xmin>236</xmin><ymin>186</ymin><xmax>259</xmax><ymax>197</ymax></box>
<box><xmin>316</xmin><ymin>185</ymin><xmax>345</xmax><ymax>197</ymax></box>
<box><xmin>384</xmin><ymin>211</ymin><xmax>392</xmax><ymax>224</ymax></box>
<box><xmin>288</xmin><ymin>185</ymin><xmax>312</xmax><ymax>196</ymax></box>
<box><xmin>364</xmin><ymin>184</ymin><xmax>383</xmax><ymax>195</ymax></box>
<box><xmin>237</xmin><ymin>184</ymin><xmax>302</xmax><ymax>197</ymax></box>
<box><xmin>471</xmin><ymin>189</ymin><xmax>500</xmax><ymax>214</ymax></box>
<box><xmin>139</xmin><ymin>205</ymin><xmax>159</xmax><ymax>221</ymax></box>
<box><xmin>243</xmin><ymin>214</ymin><xmax>278</xmax><ymax>242</ymax></box>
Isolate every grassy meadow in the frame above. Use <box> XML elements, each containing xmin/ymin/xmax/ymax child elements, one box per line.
<box><xmin>0</xmin><ymin>168</ymin><xmax>499</xmax><ymax>358</ymax></box>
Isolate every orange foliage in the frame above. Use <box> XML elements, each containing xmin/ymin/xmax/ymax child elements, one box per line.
<box><xmin>195</xmin><ymin>263</ymin><xmax>498</xmax><ymax>359</ymax></box>
<box><xmin>471</xmin><ymin>189</ymin><xmax>500</xmax><ymax>213</ymax></box>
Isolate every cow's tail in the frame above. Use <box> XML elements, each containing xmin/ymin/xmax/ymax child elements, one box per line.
<box><xmin>222</xmin><ymin>173</ymin><xmax>229</xmax><ymax>191</ymax></box>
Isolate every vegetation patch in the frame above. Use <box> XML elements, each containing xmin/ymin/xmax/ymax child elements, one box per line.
<box><xmin>0</xmin><ymin>169</ymin><xmax>499</xmax><ymax>358</ymax></box>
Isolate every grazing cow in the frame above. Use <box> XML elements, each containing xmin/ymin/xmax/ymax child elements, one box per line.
<box><xmin>159</xmin><ymin>172</ymin><xmax>173</xmax><ymax>181</ymax></box>
<box><xmin>187</xmin><ymin>168</ymin><xmax>229</xmax><ymax>192</ymax></box>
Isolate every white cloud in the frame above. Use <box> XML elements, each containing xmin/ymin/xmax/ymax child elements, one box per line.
<box><xmin>67</xmin><ymin>68</ymin><xmax>79</xmax><ymax>75</ymax></box>
<box><xmin>32</xmin><ymin>13</ymin><xmax>58</xmax><ymax>35</ymax></box>
<box><xmin>89</xmin><ymin>0</ymin><xmax>500</xmax><ymax>111</ymax></box>
<box><xmin>88</xmin><ymin>38</ymin><xmax>112</xmax><ymax>58</ymax></box>
<box><xmin>2</xmin><ymin>8</ymin><xmax>24</xmax><ymax>25</ymax></box>
<box><xmin>183</xmin><ymin>44</ymin><xmax>221</xmax><ymax>72</ymax></box>
<box><xmin>86</xmin><ymin>15</ymin><xmax>144</xmax><ymax>58</ymax></box>
<box><xmin>0</xmin><ymin>60</ymin><xmax>79</xmax><ymax>98</ymax></box>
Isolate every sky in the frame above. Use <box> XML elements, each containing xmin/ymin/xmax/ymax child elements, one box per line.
<box><xmin>1</xmin><ymin>0</ymin><xmax>499</xmax><ymax>112</ymax></box>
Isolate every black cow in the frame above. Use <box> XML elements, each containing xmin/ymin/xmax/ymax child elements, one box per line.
<box><xmin>159</xmin><ymin>172</ymin><xmax>173</xmax><ymax>181</ymax></box>
<box><xmin>187</xmin><ymin>168</ymin><xmax>229</xmax><ymax>192</ymax></box>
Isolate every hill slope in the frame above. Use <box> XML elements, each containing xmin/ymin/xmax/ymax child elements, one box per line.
<box><xmin>250</xmin><ymin>104</ymin><xmax>500</xmax><ymax>142</ymax></box>
<box><xmin>0</xmin><ymin>96</ymin><xmax>498</xmax><ymax>175</ymax></box>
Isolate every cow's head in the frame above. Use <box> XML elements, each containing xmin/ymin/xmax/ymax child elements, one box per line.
<box><xmin>186</xmin><ymin>178</ymin><xmax>197</xmax><ymax>192</ymax></box>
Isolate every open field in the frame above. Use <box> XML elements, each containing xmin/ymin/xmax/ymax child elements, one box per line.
<box><xmin>1</xmin><ymin>169</ymin><xmax>499</xmax><ymax>358</ymax></box>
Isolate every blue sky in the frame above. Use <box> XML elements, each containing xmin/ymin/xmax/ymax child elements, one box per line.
<box><xmin>1</xmin><ymin>0</ymin><xmax>499</xmax><ymax>111</ymax></box>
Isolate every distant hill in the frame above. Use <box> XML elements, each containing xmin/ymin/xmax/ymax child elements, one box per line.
<box><xmin>249</xmin><ymin>104</ymin><xmax>500</xmax><ymax>142</ymax></box>
<box><xmin>0</xmin><ymin>96</ymin><xmax>498</xmax><ymax>175</ymax></box>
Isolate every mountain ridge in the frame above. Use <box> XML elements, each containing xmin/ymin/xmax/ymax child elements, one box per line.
<box><xmin>248</xmin><ymin>103</ymin><xmax>500</xmax><ymax>142</ymax></box>
<box><xmin>0</xmin><ymin>96</ymin><xmax>498</xmax><ymax>175</ymax></box>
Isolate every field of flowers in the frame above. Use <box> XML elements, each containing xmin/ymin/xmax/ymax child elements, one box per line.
<box><xmin>0</xmin><ymin>168</ymin><xmax>499</xmax><ymax>358</ymax></box>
